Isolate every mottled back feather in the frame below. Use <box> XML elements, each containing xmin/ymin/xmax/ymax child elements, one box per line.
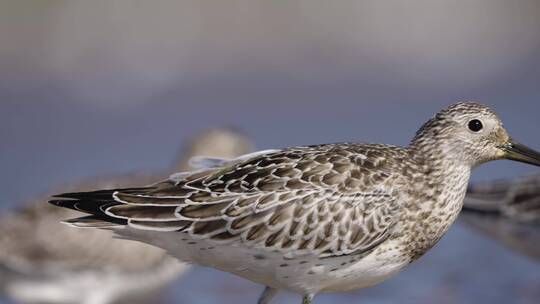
<box><xmin>53</xmin><ymin>143</ymin><xmax>406</xmax><ymax>258</ymax></box>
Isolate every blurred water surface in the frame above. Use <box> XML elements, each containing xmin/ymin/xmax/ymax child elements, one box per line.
<box><xmin>1</xmin><ymin>1</ymin><xmax>540</xmax><ymax>303</ymax></box>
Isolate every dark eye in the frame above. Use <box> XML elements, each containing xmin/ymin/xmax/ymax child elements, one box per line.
<box><xmin>468</xmin><ymin>119</ymin><xmax>483</xmax><ymax>132</ymax></box>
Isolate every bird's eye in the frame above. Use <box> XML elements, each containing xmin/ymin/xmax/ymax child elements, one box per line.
<box><xmin>468</xmin><ymin>119</ymin><xmax>483</xmax><ymax>132</ymax></box>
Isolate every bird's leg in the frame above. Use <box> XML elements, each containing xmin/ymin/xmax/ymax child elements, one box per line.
<box><xmin>257</xmin><ymin>286</ymin><xmax>278</xmax><ymax>304</ymax></box>
<box><xmin>301</xmin><ymin>294</ymin><xmax>314</xmax><ymax>304</ymax></box>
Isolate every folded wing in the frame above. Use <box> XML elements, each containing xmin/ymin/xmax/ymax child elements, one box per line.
<box><xmin>51</xmin><ymin>144</ymin><xmax>402</xmax><ymax>258</ymax></box>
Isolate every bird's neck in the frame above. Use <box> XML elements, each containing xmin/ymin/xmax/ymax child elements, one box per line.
<box><xmin>409</xmin><ymin>139</ymin><xmax>471</xmax><ymax>204</ymax></box>
<box><xmin>399</xmin><ymin>140</ymin><xmax>472</xmax><ymax>259</ymax></box>
<box><xmin>409</xmin><ymin>136</ymin><xmax>472</xmax><ymax>197</ymax></box>
<box><xmin>410</xmin><ymin>132</ymin><xmax>473</xmax><ymax>171</ymax></box>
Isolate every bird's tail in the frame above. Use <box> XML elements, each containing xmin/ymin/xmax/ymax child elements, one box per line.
<box><xmin>48</xmin><ymin>187</ymin><xmax>151</xmax><ymax>228</ymax></box>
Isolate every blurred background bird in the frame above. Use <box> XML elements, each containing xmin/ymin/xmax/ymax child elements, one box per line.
<box><xmin>0</xmin><ymin>128</ymin><xmax>252</xmax><ymax>304</ymax></box>
<box><xmin>2</xmin><ymin>1</ymin><xmax>540</xmax><ymax>303</ymax></box>
<box><xmin>461</xmin><ymin>175</ymin><xmax>540</xmax><ymax>261</ymax></box>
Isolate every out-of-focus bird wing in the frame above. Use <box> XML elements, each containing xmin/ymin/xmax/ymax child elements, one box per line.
<box><xmin>465</xmin><ymin>175</ymin><xmax>540</xmax><ymax>223</ymax></box>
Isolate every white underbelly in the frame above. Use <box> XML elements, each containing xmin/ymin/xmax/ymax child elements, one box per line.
<box><xmin>123</xmin><ymin>229</ymin><xmax>410</xmax><ymax>295</ymax></box>
<box><xmin>317</xmin><ymin>241</ymin><xmax>410</xmax><ymax>292</ymax></box>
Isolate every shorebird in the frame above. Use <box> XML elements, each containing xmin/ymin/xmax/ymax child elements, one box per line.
<box><xmin>461</xmin><ymin>174</ymin><xmax>540</xmax><ymax>260</ymax></box>
<box><xmin>0</xmin><ymin>127</ymin><xmax>251</xmax><ymax>304</ymax></box>
<box><xmin>49</xmin><ymin>102</ymin><xmax>540</xmax><ymax>304</ymax></box>
<box><xmin>175</xmin><ymin>127</ymin><xmax>254</xmax><ymax>171</ymax></box>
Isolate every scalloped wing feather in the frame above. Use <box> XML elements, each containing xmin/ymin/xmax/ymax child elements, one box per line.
<box><xmin>105</xmin><ymin>144</ymin><xmax>404</xmax><ymax>258</ymax></box>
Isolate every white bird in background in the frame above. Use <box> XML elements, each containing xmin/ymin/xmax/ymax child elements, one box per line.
<box><xmin>0</xmin><ymin>127</ymin><xmax>252</xmax><ymax>304</ymax></box>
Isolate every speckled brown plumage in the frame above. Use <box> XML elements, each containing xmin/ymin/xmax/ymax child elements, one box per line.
<box><xmin>49</xmin><ymin>102</ymin><xmax>540</xmax><ymax>304</ymax></box>
<box><xmin>114</xmin><ymin>144</ymin><xmax>404</xmax><ymax>258</ymax></box>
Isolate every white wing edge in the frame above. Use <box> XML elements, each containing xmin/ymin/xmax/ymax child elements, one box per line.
<box><xmin>188</xmin><ymin>149</ymin><xmax>279</xmax><ymax>170</ymax></box>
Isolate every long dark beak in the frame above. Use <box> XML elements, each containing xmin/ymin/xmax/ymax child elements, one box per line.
<box><xmin>499</xmin><ymin>140</ymin><xmax>540</xmax><ymax>167</ymax></box>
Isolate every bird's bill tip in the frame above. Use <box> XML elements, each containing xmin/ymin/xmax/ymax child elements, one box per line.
<box><xmin>499</xmin><ymin>140</ymin><xmax>540</xmax><ymax>167</ymax></box>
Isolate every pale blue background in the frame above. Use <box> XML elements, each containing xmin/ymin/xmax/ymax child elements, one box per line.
<box><xmin>1</xmin><ymin>1</ymin><xmax>540</xmax><ymax>303</ymax></box>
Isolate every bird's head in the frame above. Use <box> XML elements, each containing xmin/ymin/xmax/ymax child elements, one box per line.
<box><xmin>412</xmin><ymin>102</ymin><xmax>540</xmax><ymax>168</ymax></box>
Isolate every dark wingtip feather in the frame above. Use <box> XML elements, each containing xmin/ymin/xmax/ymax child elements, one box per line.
<box><xmin>49</xmin><ymin>198</ymin><xmax>129</xmax><ymax>228</ymax></box>
<box><xmin>48</xmin><ymin>187</ymin><xmax>156</xmax><ymax>229</ymax></box>
<box><xmin>51</xmin><ymin>187</ymin><xmax>150</xmax><ymax>200</ymax></box>
<box><xmin>48</xmin><ymin>199</ymin><xmax>77</xmax><ymax>208</ymax></box>
<box><xmin>63</xmin><ymin>215</ymin><xmax>127</xmax><ymax>227</ymax></box>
